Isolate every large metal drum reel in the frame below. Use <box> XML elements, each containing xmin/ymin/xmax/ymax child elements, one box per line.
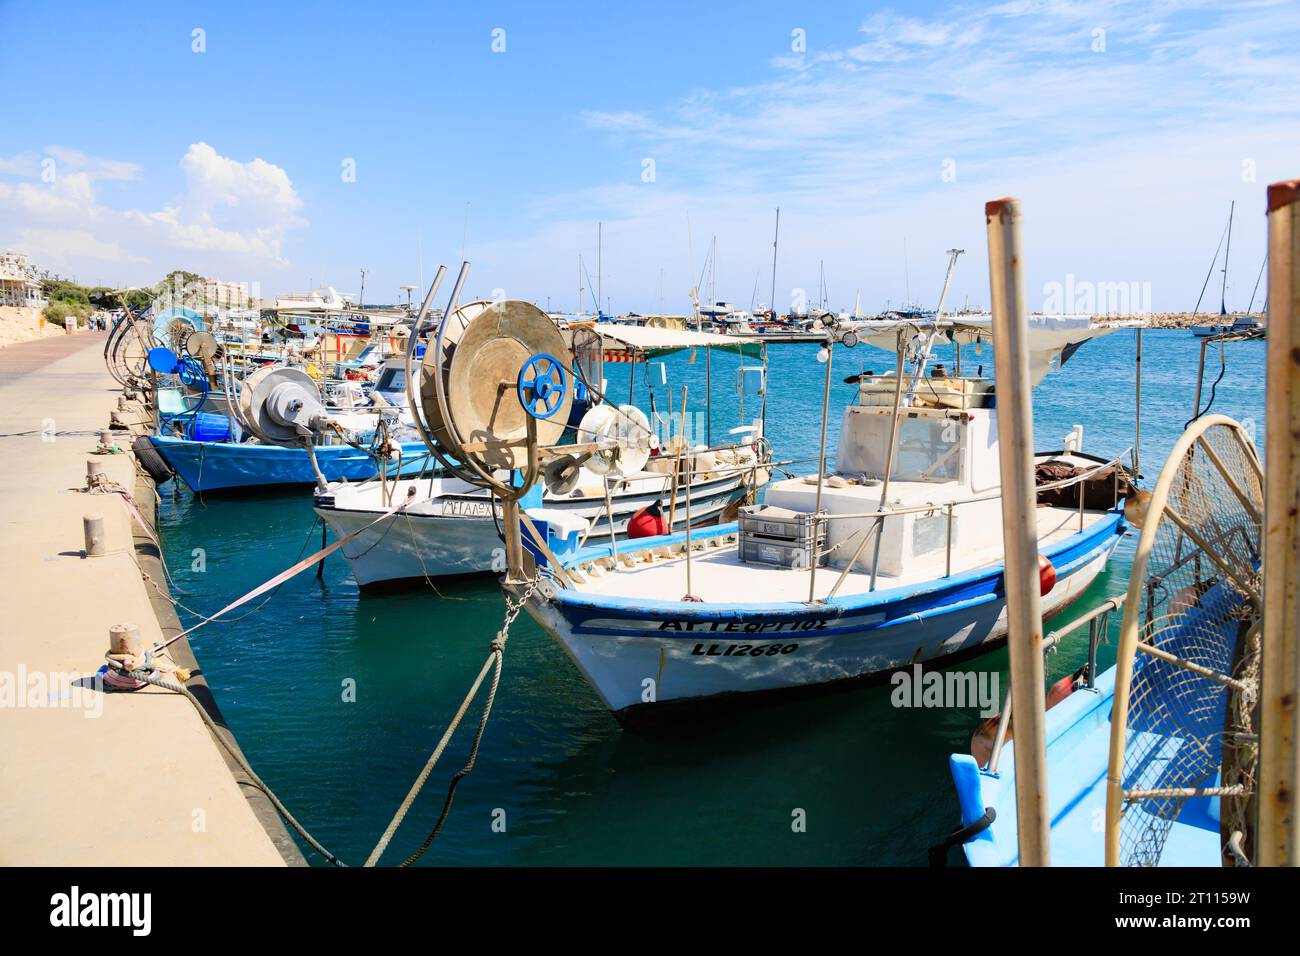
<box><xmin>236</xmin><ymin>364</ymin><xmax>330</xmax><ymax>445</ymax></box>
<box><xmin>420</xmin><ymin>299</ymin><xmax>574</xmax><ymax>495</ymax></box>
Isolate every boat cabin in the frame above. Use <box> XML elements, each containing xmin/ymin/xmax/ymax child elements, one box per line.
<box><xmin>765</xmin><ymin>372</ymin><xmax>1002</xmax><ymax>578</ymax></box>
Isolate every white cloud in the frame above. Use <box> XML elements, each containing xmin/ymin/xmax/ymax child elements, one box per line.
<box><xmin>15</xmin><ymin>228</ymin><xmax>146</xmax><ymax>265</ymax></box>
<box><xmin>517</xmin><ymin>0</ymin><xmax>1300</xmax><ymax>313</ymax></box>
<box><xmin>42</xmin><ymin>146</ymin><xmax>141</xmax><ymax>182</ymax></box>
<box><xmin>0</xmin><ymin>143</ymin><xmax>304</xmax><ymax>284</ymax></box>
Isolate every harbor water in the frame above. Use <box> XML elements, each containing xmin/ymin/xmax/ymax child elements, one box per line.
<box><xmin>157</xmin><ymin>329</ymin><xmax>1266</xmax><ymax>865</ymax></box>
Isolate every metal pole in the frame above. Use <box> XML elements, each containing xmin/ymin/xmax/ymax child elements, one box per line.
<box><xmin>1134</xmin><ymin>326</ymin><xmax>1142</xmax><ymax>476</ymax></box>
<box><xmin>986</xmin><ymin>196</ymin><xmax>1050</xmax><ymax>866</ymax></box>
<box><xmin>1192</xmin><ymin>336</ymin><xmax>1207</xmax><ymax>423</ymax></box>
<box><xmin>808</xmin><ymin>338</ymin><xmax>833</xmax><ymax>602</ymax></box>
<box><xmin>868</xmin><ymin>332</ymin><xmax>907</xmax><ymax>592</ymax></box>
<box><xmin>602</xmin><ymin>476</ymin><xmax>618</xmax><ymax>562</ymax></box>
<box><xmin>1260</xmin><ymin>178</ymin><xmax>1300</xmax><ymax>866</ymax></box>
<box><xmin>706</xmin><ymin>345</ymin><xmax>712</xmax><ymax>446</ymax></box>
<box><xmin>683</xmin><ymin>386</ymin><xmax>695</xmax><ymax>599</ymax></box>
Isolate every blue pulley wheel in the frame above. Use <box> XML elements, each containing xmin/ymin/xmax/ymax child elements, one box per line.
<box><xmin>146</xmin><ymin>347</ymin><xmax>182</xmax><ymax>374</ymax></box>
<box><xmin>517</xmin><ymin>353</ymin><xmax>568</xmax><ymax>420</ymax></box>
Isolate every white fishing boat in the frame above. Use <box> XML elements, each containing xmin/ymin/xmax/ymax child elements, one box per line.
<box><xmin>274</xmin><ymin>286</ymin><xmax>354</xmax><ymax>312</ymax></box>
<box><xmin>314</xmin><ymin>453</ymin><xmax>763</xmax><ymax>586</ymax></box>
<box><xmin>315</xmin><ymin>303</ymin><xmax>773</xmax><ymax>587</ymax></box>
<box><xmin>511</xmin><ymin>316</ymin><xmax>1142</xmax><ymax>721</ymax></box>
<box><xmin>1192</xmin><ymin>315</ymin><xmax>1264</xmax><ymax>337</ymax></box>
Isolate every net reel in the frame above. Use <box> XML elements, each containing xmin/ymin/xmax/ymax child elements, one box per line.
<box><xmin>570</xmin><ymin>326</ymin><xmax>603</xmax><ymax>394</ymax></box>
<box><xmin>236</xmin><ymin>365</ymin><xmax>331</xmax><ymax>445</ymax></box>
<box><xmin>185</xmin><ymin>329</ymin><xmax>220</xmax><ymax>362</ymax></box>
<box><xmin>105</xmin><ymin>312</ymin><xmax>157</xmax><ymax>388</ymax></box>
<box><xmin>1105</xmin><ymin>414</ymin><xmax>1263</xmax><ymax>867</ymax></box>
<box><xmin>542</xmin><ymin>404</ymin><xmax>653</xmax><ymax>495</ymax></box>
<box><xmin>419</xmin><ymin>298</ymin><xmax>574</xmax><ymax>491</ymax></box>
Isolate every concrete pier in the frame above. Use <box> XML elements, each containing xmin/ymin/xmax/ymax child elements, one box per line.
<box><xmin>0</xmin><ymin>334</ymin><xmax>297</xmax><ymax>865</ymax></box>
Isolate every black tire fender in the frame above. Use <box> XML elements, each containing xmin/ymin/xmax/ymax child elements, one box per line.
<box><xmin>132</xmin><ymin>435</ymin><xmax>175</xmax><ymax>485</ymax></box>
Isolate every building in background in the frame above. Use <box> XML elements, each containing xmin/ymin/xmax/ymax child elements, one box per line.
<box><xmin>200</xmin><ymin>277</ymin><xmax>251</xmax><ymax>310</ymax></box>
<box><xmin>0</xmin><ymin>250</ymin><xmax>46</xmax><ymax>309</ymax></box>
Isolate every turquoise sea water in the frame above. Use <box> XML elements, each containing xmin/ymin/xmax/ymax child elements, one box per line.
<box><xmin>157</xmin><ymin>329</ymin><xmax>1265</xmax><ymax>866</ymax></box>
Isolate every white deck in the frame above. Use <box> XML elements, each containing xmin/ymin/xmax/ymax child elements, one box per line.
<box><xmin>570</xmin><ymin>505</ymin><xmax>1108</xmax><ymax>603</ymax></box>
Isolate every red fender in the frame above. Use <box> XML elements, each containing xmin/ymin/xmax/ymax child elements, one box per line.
<box><xmin>1038</xmin><ymin>553</ymin><xmax>1056</xmax><ymax>596</ymax></box>
<box><xmin>627</xmin><ymin>501</ymin><xmax>669</xmax><ymax>539</ymax></box>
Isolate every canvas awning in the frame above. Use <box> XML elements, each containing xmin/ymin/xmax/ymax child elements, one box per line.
<box><xmin>854</xmin><ymin>314</ymin><xmax>1144</xmax><ymax>386</ymax></box>
<box><xmin>582</xmin><ymin>323</ymin><xmax>763</xmax><ymax>359</ymax></box>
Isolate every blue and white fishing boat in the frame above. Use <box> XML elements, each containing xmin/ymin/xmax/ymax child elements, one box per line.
<box><xmin>513</xmin><ymin>316</ymin><xmax>1140</xmax><ymax>721</ymax></box>
<box><xmin>145</xmin><ymin>351</ymin><xmax>431</xmax><ymax>492</ymax></box>
<box><xmin>147</xmin><ymin>434</ymin><xmax>432</xmax><ymax>492</ymax></box>
<box><xmin>943</xmin><ymin>414</ymin><xmax>1263</xmax><ymax>866</ymax></box>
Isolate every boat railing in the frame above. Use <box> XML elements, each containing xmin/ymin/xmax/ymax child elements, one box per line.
<box><xmin>814</xmin><ymin>448</ymin><xmax>1132</xmax><ymax>601</ymax></box>
<box><xmin>986</xmin><ymin>592</ymin><xmax>1127</xmax><ymax>775</ymax></box>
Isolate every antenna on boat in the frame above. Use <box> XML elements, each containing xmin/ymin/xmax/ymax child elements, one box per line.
<box><xmin>903</xmin><ymin>248</ymin><xmax>964</xmax><ymax>405</ymax></box>
<box><xmin>1104</xmin><ymin>415</ymin><xmax>1263</xmax><ymax>866</ymax></box>
<box><xmin>986</xmin><ymin>197</ymin><xmax>1051</xmax><ymax>866</ymax></box>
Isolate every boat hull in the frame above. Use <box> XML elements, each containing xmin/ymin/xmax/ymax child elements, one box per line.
<box><xmin>527</xmin><ymin>511</ymin><xmax>1126</xmax><ymax>718</ymax></box>
<box><xmin>315</xmin><ymin>472</ymin><xmax>749</xmax><ymax>586</ymax></box>
<box><xmin>150</xmin><ymin>436</ymin><xmax>431</xmax><ymax>492</ymax></box>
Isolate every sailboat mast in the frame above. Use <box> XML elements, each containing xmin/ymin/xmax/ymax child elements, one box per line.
<box><xmin>597</xmin><ymin>222</ymin><xmax>603</xmax><ymax>318</ymax></box>
<box><xmin>1221</xmin><ymin>200</ymin><xmax>1235</xmax><ymax>315</ymax></box>
<box><xmin>769</xmin><ymin>207</ymin><xmax>780</xmax><ymax>319</ymax></box>
<box><xmin>709</xmin><ymin>236</ymin><xmax>716</xmax><ymax>307</ymax></box>
<box><xmin>687</xmin><ymin>213</ymin><xmax>701</xmax><ymax>329</ymax></box>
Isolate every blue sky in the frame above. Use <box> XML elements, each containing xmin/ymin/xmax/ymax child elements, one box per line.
<box><xmin>2</xmin><ymin>0</ymin><xmax>1298</xmax><ymax>313</ymax></box>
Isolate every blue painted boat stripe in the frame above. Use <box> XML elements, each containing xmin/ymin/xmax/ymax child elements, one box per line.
<box><xmin>556</xmin><ymin>510</ymin><xmax>1126</xmax><ymax>621</ymax></box>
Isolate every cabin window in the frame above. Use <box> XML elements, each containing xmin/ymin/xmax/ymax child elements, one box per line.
<box><xmin>913</xmin><ymin>513</ymin><xmax>951</xmax><ymax>556</ymax></box>
<box><xmin>376</xmin><ymin>367</ymin><xmax>405</xmax><ymax>392</ymax></box>
<box><xmin>893</xmin><ymin>418</ymin><xmax>962</xmax><ymax>482</ymax></box>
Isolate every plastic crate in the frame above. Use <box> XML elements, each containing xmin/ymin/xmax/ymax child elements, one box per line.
<box><xmin>739</xmin><ymin>534</ymin><xmax>824</xmax><ymax>569</ymax></box>
<box><xmin>738</xmin><ymin>504</ymin><xmax>823</xmax><ymax>542</ymax></box>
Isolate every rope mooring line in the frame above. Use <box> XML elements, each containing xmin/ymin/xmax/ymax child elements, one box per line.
<box><xmin>117</xmin><ymin>667</ymin><xmax>345</xmax><ymax>866</ymax></box>
<box><xmin>365</xmin><ymin>579</ymin><xmax>537</xmax><ymax>867</ymax></box>
<box><xmin>151</xmin><ymin>491</ymin><xmax>413</xmax><ymax>653</ymax></box>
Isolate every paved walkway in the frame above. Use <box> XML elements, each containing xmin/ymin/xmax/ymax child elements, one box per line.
<box><xmin>0</xmin><ymin>334</ymin><xmax>287</xmax><ymax>865</ymax></box>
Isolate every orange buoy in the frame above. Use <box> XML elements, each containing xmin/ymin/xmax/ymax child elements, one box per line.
<box><xmin>1038</xmin><ymin>554</ymin><xmax>1056</xmax><ymax>596</ymax></box>
<box><xmin>627</xmin><ymin>500</ymin><xmax>669</xmax><ymax>539</ymax></box>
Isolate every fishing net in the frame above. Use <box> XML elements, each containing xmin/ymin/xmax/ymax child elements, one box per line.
<box><xmin>1115</xmin><ymin>418</ymin><xmax>1262</xmax><ymax>867</ymax></box>
<box><xmin>571</xmin><ymin>326</ymin><xmax>603</xmax><ymax>394</ymax></box>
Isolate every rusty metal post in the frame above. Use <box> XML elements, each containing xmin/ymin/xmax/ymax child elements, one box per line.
<box><xmin>1260</xmin><ymin>178</ymin><xmax>1300</xmax><ymax>866</ymax></box>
